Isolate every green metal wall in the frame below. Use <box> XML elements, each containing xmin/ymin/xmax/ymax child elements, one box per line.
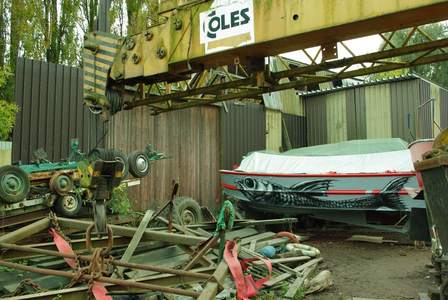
<box><xmin>304</xmin><ymin>77</ymin><xmax>448</xmax><ymax>146</ymax></box>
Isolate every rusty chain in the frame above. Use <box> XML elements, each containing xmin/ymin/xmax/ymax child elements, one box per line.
<box><xmin>8</xmin><ymin>278</ymin><xmax>46</xmax><ymax>296</ymax></box>
<box><xmin>49</xmin><ymin>212</ymin><xmax>115</xmax><ymax>294</ymax></box>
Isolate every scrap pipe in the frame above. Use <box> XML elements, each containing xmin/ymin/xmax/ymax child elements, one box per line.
<box><xmin>0</xmin><ymin>243</ymin><xmax>213</xmax><ymax>280</ymax></box>
<box><xmin>0</xmin><ymin>259</ymin><xmax>201</xmax><ymax>298</ymax></box>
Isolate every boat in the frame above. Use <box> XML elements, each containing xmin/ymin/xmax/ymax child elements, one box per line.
<box><xmin>221</xmin><ymin>139</ymin><xmax>431</xmax><ymax>234</ymax></box>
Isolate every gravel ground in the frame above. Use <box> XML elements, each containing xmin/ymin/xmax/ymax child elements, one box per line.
<box><xmin>302</xmin><ymin>233</ymin><xmax>435</xmax><ymax>300</ymax></box>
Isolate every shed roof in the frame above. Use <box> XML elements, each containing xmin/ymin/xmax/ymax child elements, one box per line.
<box><xmin>300</xmin><ymin>73</ymin><xmax>448</xmax><ymax>97</ymax></box>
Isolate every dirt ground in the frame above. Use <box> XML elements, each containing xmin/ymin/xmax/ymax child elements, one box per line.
<box><xmin>304</xmin><ymin>234</ymin><xmax>435</xmax><ymax>300</ymax></box>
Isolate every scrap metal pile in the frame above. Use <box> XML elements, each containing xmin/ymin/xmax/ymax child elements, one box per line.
<box><xmin>0</xmin><ymin>208</ymin><xmax>332</xmax><ymax>299</ymax></box>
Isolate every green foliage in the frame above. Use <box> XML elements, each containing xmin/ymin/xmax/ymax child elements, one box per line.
<box><xmin>107</xmin><ymin>183</ymin><xmax>134</xmax><ymax>215</ymax></box>
<box><xmin>0</xmin><ymin>66</ymin><xmax>18</xmax><ymax>140</ymax></box>
<box><xmin>0</xmin><ymin>100</ymin><xmax>19</xmax><ymax>140</ymax></box>
<box><xmin>110</xmin><ymin>0</ymin><xmax>158</xmax><ymax>35</ymax></box>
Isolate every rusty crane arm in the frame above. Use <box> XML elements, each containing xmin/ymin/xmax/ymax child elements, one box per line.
<box><xmin>83</xmin><ymin>0</ymin><xmax>448</xmax><ymax>116</ymax></box>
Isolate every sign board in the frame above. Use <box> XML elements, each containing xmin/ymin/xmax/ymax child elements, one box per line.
<box><xmin>200</xmin><ymin>0</ymin><xmax>255</xmax><ymax>54</ymax></box>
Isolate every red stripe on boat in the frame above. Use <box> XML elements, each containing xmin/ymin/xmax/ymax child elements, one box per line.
<box><xmin>221</xmin><ymin>185</ymin><xmax>410</xmax><ymax>195</ymax></box>
<box><xmin>220</xmin><ymin>170</ymin><xmax>416</xmax><ymax>178</ymax></box>
<box><xmin>222</xmin><ymin>183</ymin><xmax>239</xmax><ymax>190</ymax></box>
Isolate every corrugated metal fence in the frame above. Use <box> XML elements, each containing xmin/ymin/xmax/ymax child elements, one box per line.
<box><xmin>304</xmin><ymin>76</ymin><xmax>448</xmax><ymax>145</ymax></box>
<box><xmin>13</xmin><ymin>57</ymin><xmax>105</xmax><ymax>163</ymax></box>
<box><xmin>220</xmin><ymin>102</ymin><xmax>266</xmax><ymax>169</ymax></box>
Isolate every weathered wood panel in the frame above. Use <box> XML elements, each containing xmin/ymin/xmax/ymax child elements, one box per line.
<box><xmin>107</xmin><ymin>106</ymin><xmax>221</xmax><ymax>212</ymax></box>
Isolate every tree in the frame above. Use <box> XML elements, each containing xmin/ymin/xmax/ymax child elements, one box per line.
<box><xmin>0</xmin><ymin>67</ymin><xmax>19</xmax><ymax>140</ymax></box>
<box><xmin>80</xmin><ymin>0</ymin><xmax>99</xmax><ymax>34</ymax></box>
<box><xmin>109</xmin><ymin>0</ymin><xmax>158</xmax><ymax>36</ymax></box>
<box><xmin>0</xmin><ymin>0</ymin><xmax>7</xmax><ymax>67</ymax></box>
<box><xmin>23</xmin><ymin>0</ymin><xmax>81</xmax><ymax>65</ymax></box>
<box><xmin>9</xmin><ymin>0</ymin><xmax>30</xmax><ymax>70</ymax></box>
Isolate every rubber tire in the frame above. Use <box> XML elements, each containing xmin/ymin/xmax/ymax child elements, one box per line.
<box><xmin>54</xmin><ymin>193</ymin><xmax>82</xmax><ymax>217</ymax></box>
<box><xmin>88</xmin><ymin>148</ymin><xmax>114</xmax><ymax>161</ymax></box>
<box><xmin>173</xmin><ymin>197</ymin><xmax>203</xmax><ymax>226</ymax></box>
<box><xmin>110</xmin><ymin>149</ymin><xmax>129</xmax><ymax>179</ymax></box>
<box><xmin>0</xmin><ymin>165</ymin><xmax>30</xmax><ymax>203</ymax></box>
<box><xmin>128</xmin><ymin>151</ymin><xmax>150</xmax><ymax>178</ymax></box>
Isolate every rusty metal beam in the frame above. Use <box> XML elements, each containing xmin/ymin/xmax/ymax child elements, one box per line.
<box><xmin>153</xmin><ymin>51</ymin><xmax>448</xmax><ymax>113</ymax></box>
<box><xmin>5</xmin><ymin>266</ymin><xmax>216</xmax><ymax>300</ymax></box>
<box><xmin>0</xmin><ymin>259</ymin><xmax>201</xmax><ymax>297</ymax></box>
<box><xmin>112</xmin><ymin>0</ymin><xmax>448</xmax><ymax>82</ymax></box>
<box><xmin>126</xmin><ymin>37</ymin><xmax>448</xmax><ymax>110</ymax></box>
<box><xmin>0</xmin><ymin>242</ymin><xmax>214</xmax><ymax>281</ymax></box>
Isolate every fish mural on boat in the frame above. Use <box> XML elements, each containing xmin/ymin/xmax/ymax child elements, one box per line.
<box><xmin>236</xmin><ymin>176</ymin><xmax>410</xmax><ymax>210</ymax></box>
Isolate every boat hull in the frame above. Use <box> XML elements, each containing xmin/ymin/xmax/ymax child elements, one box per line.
<box><xmin>221</xmin><ymin>171</ymin><xmax>424</xmax><ymax>213</ymax></box>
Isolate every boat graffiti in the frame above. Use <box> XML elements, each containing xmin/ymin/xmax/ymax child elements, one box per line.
<box><xmin>236</xmin><ymin>177</ymin><xmax>410</xmax><ymax>210</ymax></box>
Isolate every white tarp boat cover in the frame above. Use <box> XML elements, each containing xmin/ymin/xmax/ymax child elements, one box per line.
<box><xmin>236</xmin><ymin>150</ymin><xmax>415</xmax><ymax>174</ymax></box>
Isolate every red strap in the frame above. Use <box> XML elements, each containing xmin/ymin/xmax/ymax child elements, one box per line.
<box><xmin>50</xmin><ymin>229</ymin><xmax>112</xmax><ymax>300</ymax></box>
<box><xmin>224</xmin><ymin>240</ymin><xmax>272</xmax><ymax>300</ymax></box>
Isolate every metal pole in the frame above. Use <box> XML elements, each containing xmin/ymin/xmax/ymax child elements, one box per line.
<box><xmin>0</xmin><ymin>242</ymin><xmax>213</xmax><ymax>280</ymax></box>
<box><xmin>0</xmin><ymin>259</ymin><xmax>201</xmax><ymax>297</ymax></box>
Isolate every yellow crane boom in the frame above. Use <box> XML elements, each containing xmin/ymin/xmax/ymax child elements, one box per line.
<box><xmin>83</xmin><ymin>0</ymin><xmax>448</xmax><ymax>116</ymax></box>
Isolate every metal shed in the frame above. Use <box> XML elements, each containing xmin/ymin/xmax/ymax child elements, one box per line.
<box><xmin>303</xmin><ymin>75</ymin><xmax>448</xmax><ymax>146</ymax></box>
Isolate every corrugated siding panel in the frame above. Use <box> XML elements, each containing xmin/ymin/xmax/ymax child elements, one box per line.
<box><xmin>282</xmin><ymin>113</ymin><xmax>307</xmax><ymax>149</ymax></box>
<box><xmin>345</xmin><ymin>88</ymin><xmax>366</xmax><ymax>140</ymax></box>
<box><xmin>263</xmin><ymin>93</ymin><xmax>283</xmax><ymax>111</ymax></box>
<box><xmin>12</xmin><ymin>57</ymin><xmax>105</xmax><ymax>163</ymax></box>
<box><xmin>266</xmin><ymin>109</ymin><xmax>282</xmax><ymax>151</ymax></box>
<box><xmin>220</xmin><ymin>102</ymin><xmax>266</xmax><ymax>169</ymax></box>
<box><xmin>364</xmin><ymin>84</ymin><xmax>392</xmax><ymax>138</ymax></box>
<box><xmin>430</xmin><ymin>83</ymin><xmax>441</xmax><ymax>136</ymax></box>
<box><xmin>107</xmin><ymin>106</ymin><xmax>221</xmax><ymax>212</ymax></box>
<box><xmin>279</xmin><ymin>87</ymin><xmax>305</xmax><ymax>116</ymax></box>
<box><xmin>325</xmin><ymin>90</ymin><xmax>347</xmax><ymax>143</ymax></box>
<box><xmin>418</xmin><ymin>80</ymin><xmax>433</xmax><ymax>139</ymax></box>
<box><xmin>389</xmin><ymin>79</ymin><xmax>420</xmax><ymax>142</ymax></box>
<box><xmin>441</xmin><ymin>89</ymin><xmax>448</xmax><ymax>129</ymax></box>
<box><xmin>305</xmin><ymin>95</ymin><xmax>327</xmax><ymax>146</ymax></box>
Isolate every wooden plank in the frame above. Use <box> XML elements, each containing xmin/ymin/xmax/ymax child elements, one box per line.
<box><xmin>115</xmin><ymin>210</ymin><xmax>154</xmax><ymax>277</ymax></box>
<box><xmin>195</xmin><ymin>228</ymin><xmax>213</xmax><ymax>238</ymax></box>
<box><xmin>179</xmin><ymin>245</ymin><xmax>215</xmax><ymax>267</ymax></box>
<box><xmin>240</xmin><ymin>232</ymin><xmax>276</xmax><ymax>245</ymax></box>
<box><xmin>254</xmin><ymin>256</ymin><xmax>311</xmax><ymax>265</ymax></box>
<box><xmin>283</xmin><ymin>262</ymin><xmax>319</xmax><ymax>299</ymax></box>
<box><xmin>265</xmin><ymin>257</ymin><xmax>323</xmax><ymax>287</ymax></box>
<box><xmin>155</xmin><ymin>216</ymin><xmax>215</xmax><ymax>267</ymax></box>
<box><xmin>249</xmin><ymin>240</ymin><xmax>257</xmax><ymax>251</ymax></box>
<box><xmin>183</xmin><ymin>236</ymin><xmax>218</xmax><ymax>271</ymax></box>
<box><xmin>0</xmin><ymin>218</ymin><xmax>50</xmax><ymax>244</ymax></box>
<box><xmin>225</xmin><ymin>228</ymin><xmax>259</xmax><ymax>241</ymax></box>
<box><xmin>198</xmin><ymin>260</ymin><xmax>228</xmax><ymax>300</ymax></box>
<box><xmin>58</xmin><ymin>217</ymin><xmax>206</xmax><ymax>246</ymax></box>
<box><xmin>255</xmin><ymin>237</ymin><xmax>289</xmax><ymax>249</ymax></box>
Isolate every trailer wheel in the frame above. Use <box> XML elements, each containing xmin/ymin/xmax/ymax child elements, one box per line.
<box><xmin>174</xmin><ymin>197</ymin><xmax>203</xmax><ymax>226</ymax></box>
<box><xmin>49</xmin><ymin>173</ymin><xmax>74</xmax><ymax>196</ymax></box>
<box><xmin>0</xmin><ymin>166</ymin><xmax>30</xmax><ymax>203</ymax></box>
<box><xmin>54</xmin><ymin>193</ymin><xmax>82</xmax><ymax>217</ymax></box>
<box><xmin>128</xmin><ymin>151</ymin><xmax>150</xmax><ymax>178</ymax></box>
<box><xmin>110</xmin><ymin>149</ymin><xmax>129</xmax><ymax>179</ymax></box>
